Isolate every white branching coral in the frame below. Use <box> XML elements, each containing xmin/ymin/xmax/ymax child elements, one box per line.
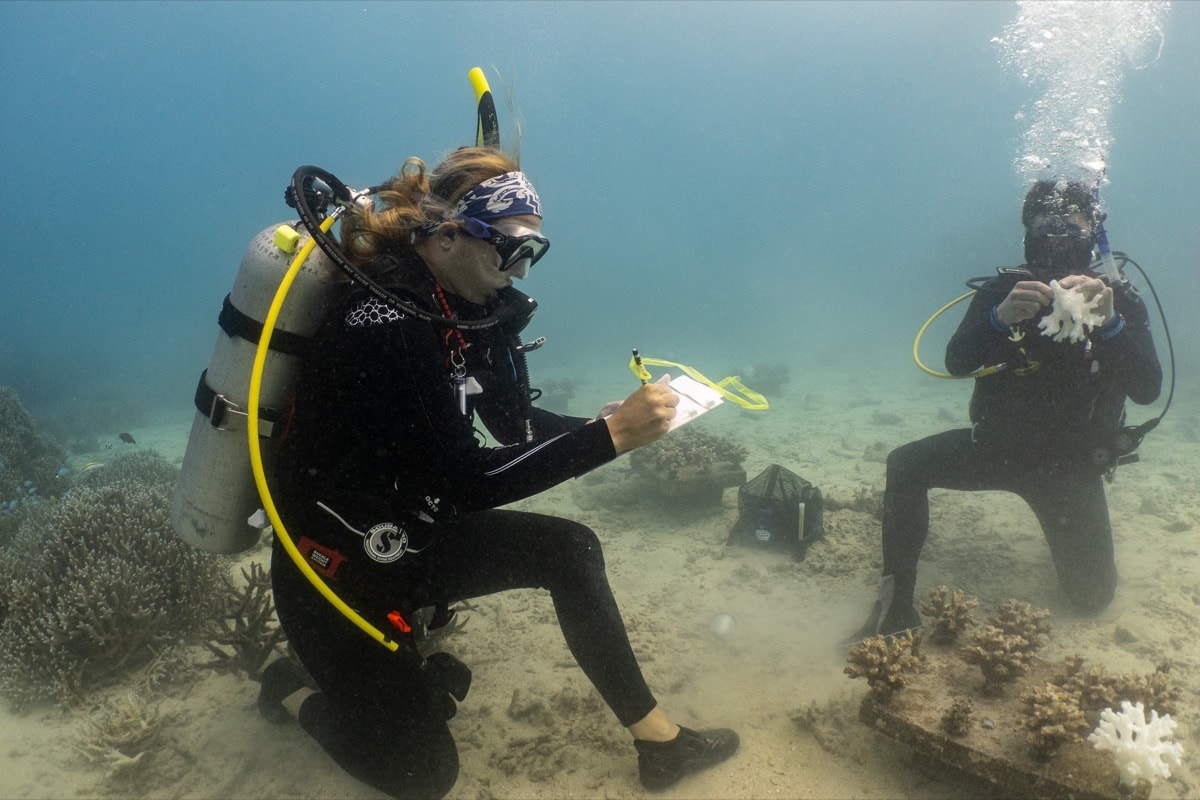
<box><xmin>1088</xmin><ymin>700</ymin><xmax>1183</xmax><ymax>788</ymax></box>
<box><xmin>1038</xmin><ymin>280</ymin><xmax>1108</xmax><ymax>343</ymax></box>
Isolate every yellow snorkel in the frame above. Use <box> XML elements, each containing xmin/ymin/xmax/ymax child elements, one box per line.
<box><xmin>469</xmin><ymin>67</ymin><xmax>500</xmax><ymax>148</ymax></box>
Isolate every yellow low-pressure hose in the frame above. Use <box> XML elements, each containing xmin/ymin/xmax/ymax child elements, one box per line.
<box><xmin>912</xmin><ymin>290</ymin><xmax>995</xmax><ymax>380</ymax></box>
<box><xmin>247</xmin><ymin>216</ymin><xmax>400</xmax><ymax>652</ymax></box>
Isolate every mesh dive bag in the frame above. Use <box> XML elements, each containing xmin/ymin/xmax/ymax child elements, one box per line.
<box><xmin>728</xmin><ymin>464</ymin><xmax>823</xmax><ymax>559</ymax></box>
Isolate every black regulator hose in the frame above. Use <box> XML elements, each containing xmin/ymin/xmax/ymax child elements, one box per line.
<box><xmin>288</xmin><ymin>165</ymin><xmax>505</xmax><ymax>332</ymax></box>
<box><xmin>1115</xmin><ymin>252</ymin><xmax>1174</xmax><ymax>430</ymax></box>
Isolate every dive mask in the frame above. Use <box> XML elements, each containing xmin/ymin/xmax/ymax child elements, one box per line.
<box><xmin>1024</xmin><ymin>218</ymin><xmax>1095</xmax><ymax>277</ymax></box>
<box><xmin>460</xmin><ymin>217</ymin><xmax>550</xmax><ymax>272</ymax></box>
<box><xmin>1027</xmin><ymin>218</ymin><xmax>1092</xmax><ymax>240</ymax></box>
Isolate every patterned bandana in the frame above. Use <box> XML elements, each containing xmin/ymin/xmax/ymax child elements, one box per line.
<box><xmin>454</xmin><ymin>171</ymin><xmax>542</xmax><ymax>222</ymax></box>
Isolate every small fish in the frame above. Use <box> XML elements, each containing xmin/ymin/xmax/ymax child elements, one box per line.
<box><xmin>118</xmin><ymin>432</ymin><xmax>136</xmax><ymax>444</ymax></box>
<box><xmin>81</xmin><ymin>461</ymin><xmax>106</xmax><ymax>473</ymax></box>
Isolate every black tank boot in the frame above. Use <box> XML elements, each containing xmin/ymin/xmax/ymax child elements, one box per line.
<box><xmin>634</xmin><ymin>726</ymin><xmax>739</xmax><ymax>791</ymax></box>
<box><xmin>257</xmin><ymin>659</ymin><xmax>308</xmax><ymax>724</ymax></box>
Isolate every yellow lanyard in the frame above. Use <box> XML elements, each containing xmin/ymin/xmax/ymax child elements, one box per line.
<box><xmin>628</xmin><ymin>355</ymin><xmax>769</xmax><ymax>411</ymax></box>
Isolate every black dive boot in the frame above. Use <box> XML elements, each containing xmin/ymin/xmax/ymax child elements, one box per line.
<box><xmin>635</xmin><ymin>726</ymin><xmax>740</xmax><ymax>791</ymax></box>
<box><xmin>257</xmin><ymin>659</ymin><xmax>309</xmax><ymax>724</ymax></box>
<box><xmin>837</xmin><ymin>575</ymin><xmax>923</xmax><ymax>649</ymax></box>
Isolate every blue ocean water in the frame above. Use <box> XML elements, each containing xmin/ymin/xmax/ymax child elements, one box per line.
<box><xmin>1</xmin><ymin>1</ymin><xmax>1195</xmax><ymax>419</ymax></box>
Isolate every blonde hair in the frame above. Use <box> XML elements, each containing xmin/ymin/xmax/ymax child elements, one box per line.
<box><xmin>340</xmin><ymin>147</ymin><xmax>519</xmax><ymax>265</ymax></box>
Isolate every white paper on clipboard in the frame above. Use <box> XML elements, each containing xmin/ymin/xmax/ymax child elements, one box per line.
<box><xmin>666</xmin><ymin>374</ymin><xmax>724</xmax><ymax>431</ymax></box>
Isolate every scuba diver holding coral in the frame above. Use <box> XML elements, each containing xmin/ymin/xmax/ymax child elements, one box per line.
<box><xmin>253</xmin><ymin>150</ymin><xmax>738</xmax><ymax>797</ymax></box>
<box><xmin>842</xmin><ymin>180</ymin><xmax>1163</xmax><ymax>645</ymax></box>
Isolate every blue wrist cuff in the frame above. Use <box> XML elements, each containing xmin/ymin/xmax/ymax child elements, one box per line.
<box><xmin>988</xmin><ymin>305</ymin><xmax>1009</xmax><ymax>332</ymax></box>
<box><xmin>1098</xmin><ymin>314</ymin><xmax>1125</xmax><ymax>340</ymax></box>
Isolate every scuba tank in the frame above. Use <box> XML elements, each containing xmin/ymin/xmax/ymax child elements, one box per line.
<box><xmin>170</xmin><ymin>224</ymin><xmax>348</xmax><ymax>553</ymax></box>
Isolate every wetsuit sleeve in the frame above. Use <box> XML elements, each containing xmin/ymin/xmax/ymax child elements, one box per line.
<box><xmin>1092</xmin><ymin>285</ymin><xmax>1162</xmax><ymax>405</ymax></box>
<box><xmin>450</xmin><ymin>418</ymin><xmax>617</xmax><ymax>512</ymax></box>
<box><xmin>945</xmin><ymin>281</ymin><xmax>1012</xmax><ymax>376</ymax></box>
<box><xmin>375</xmin><ymin>316</ymin><xmax>617</xmax><ymax>516</ymax></box>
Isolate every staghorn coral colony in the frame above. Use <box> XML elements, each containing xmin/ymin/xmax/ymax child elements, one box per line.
<box><xmin>0</xmin><ymin>449</ymin><xmax>225</xmax><ymax>708</ymax></box>
<box><xmin>203</xmin><ymin>562</ymin><xmax>286</xmax><ymax>680</ymax></box>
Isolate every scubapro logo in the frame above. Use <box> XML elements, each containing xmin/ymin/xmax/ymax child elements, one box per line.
<box><xmin>364</xmin><ymin>522</ymin><xmax>409</xmax><ymax>563</ymax></box>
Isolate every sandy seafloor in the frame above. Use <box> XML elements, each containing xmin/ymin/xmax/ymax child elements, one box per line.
<box><xmin>3</xmin><ymin>368</ymin><xmax>1199</xmax><ymax>800</ymax></box>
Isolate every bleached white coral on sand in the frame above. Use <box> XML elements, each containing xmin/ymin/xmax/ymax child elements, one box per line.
<box><xmin>1088</xmin><ymin>700</ymin><xmax>1184</xmax><ymax>788</ymax></box>
<box><xmin>1037</xmin><ymin>280</ymin><xmax>1108</xmax><ymax>343</ymax></box>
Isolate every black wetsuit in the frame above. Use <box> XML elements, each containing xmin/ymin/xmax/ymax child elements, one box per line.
<box><xmin>271</xmin><ymin>256</ymin><xmax>656</xmax><ymax>799</ymax></box>
<box><xmin>883</xmin><ymin>270</ymin><xmax>1161</xmax><ymax>616</ymax></box>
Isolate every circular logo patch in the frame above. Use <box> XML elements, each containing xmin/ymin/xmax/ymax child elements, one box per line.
<box><xmin>364</xmin><ymin>522</ymin><xmax>409</xmax><ymax>563</ymax></box>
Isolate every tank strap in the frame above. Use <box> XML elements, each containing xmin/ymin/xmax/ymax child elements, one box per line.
<box><xmin>193</xmin><ymin>369</ymin><xmax>282</xmax><ymax>437</ymax></box>
<box><xmin>219</xmin><ymin>294</ymin><xmax>311</xmax><ymax>357</ymax></box>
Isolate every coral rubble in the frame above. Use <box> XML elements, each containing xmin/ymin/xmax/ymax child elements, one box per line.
<box><xmin>76</xmin><ymin>691</ymin><xmax>162</xmax><ymax>779</ymax></box>
<box><xmin>920</xmin><ymin>586</ymin><xmax>979</xmax><ymax>644</ymax></box>
<box><xmin>844</xmin><ymin>632</ymin><xmax>922</xmax><ymax>701</ymax></box>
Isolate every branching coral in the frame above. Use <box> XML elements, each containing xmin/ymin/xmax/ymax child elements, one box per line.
<box><xmin>959</xmin><ymin>601</ymin><xmax>1051</xmax><ymax>695</ymax></box>
<box><xmin>0</xmin><ymin>386</ymin><xmax>68</xmax><ymax>546</ymax></box>
<box><xmin>0</xmin><ymin>481</ymin><xmax>224</xmax><ymax>707</ymax></box>
<box><xmin>202</xmin><ymin>562</ymin><xmax>285</xmax><ymax>680</ymax></box>
<box><xmin>1055</xmin><ymin>655</ymin><xmax>1179</xmax><ymax>722</ymax></box>
<box><xmin>844</xmin><ymin>631</ymin><xmax>922</xmax><ymax>702</ymax></box>
<box><xmin>1089</xmin><ymin>700</ymin><xmax>1184</xmax><ymax>789</ymax></box>
<box><xmin>991</xmin><ymin>599</ymin><xmax>1052</xmax><ymax>642</ymax></box>
<box><xmin>75</xmin><ymin>449</ymin><xmax>181</xmax><ymax>493</ymax></box>
<box><xmin>920</xmin><ymin>586</ymin><xmax>979</xmax><ymax>644</ymax></box>
<box><xmin>941</xmin><ymin>697</ymin><xmax>974</xmax><ymax>737</ymax></box>
<box><xmin>1021</xmin><ymin>682</ymin><xmax>1090</xmax><ymax>760</ymax></box>
<box><xmin>631</xmin><ymin>426</ymin><xmax>748</xmax><ymax>479</ymax></box>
